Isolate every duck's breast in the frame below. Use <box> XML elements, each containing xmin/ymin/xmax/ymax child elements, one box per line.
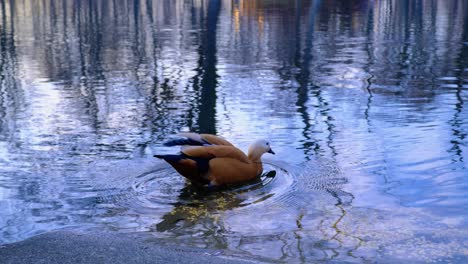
<box><xmin>208</xmin><ymin>158</ymin><xmax>261</xmax><ymax>185</ymax></box>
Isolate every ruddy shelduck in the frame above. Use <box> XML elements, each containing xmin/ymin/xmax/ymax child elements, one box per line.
<box><xmin>154</xmin><ymin>133</ymin><xmax>275</xmax><ymax>186</ymax></box>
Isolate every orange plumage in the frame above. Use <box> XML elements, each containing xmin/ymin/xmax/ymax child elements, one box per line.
<box><xmin>154</xmin><ymin>133</ymin><xmax>275</xmax><ymax>187</ymax></box>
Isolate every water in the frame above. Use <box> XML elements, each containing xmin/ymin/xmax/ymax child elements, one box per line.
<box><xmin>0</xmin><ymin>0</ymin><xmax>467</xmax><ymax>262</ymax></box>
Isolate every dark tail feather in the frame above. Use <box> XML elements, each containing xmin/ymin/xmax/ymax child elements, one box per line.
<box><xmin>154</xmin><ymin>154</ymin><xmax>210</xmax><ymax>173</ymax></box>
<box><xmin>154</xmin><ymin>154</ymin><xmax>185</xmax><ymax>162</ymax></box>
<box><xmin>163</xmin><ymin>138</ymin><xmax>208</xmax><ymax>147</ymax></box>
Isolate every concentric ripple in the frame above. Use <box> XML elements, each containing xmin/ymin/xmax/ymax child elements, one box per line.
<box><xmin>128</xmin><ymin>162</ymin><xmax>294</xmax><ymax>212</ymax></box>
<box><xmin>132</xmin><ymin>167</ymin><xmax>186</xmax><ymax>207</ymax></box>
<box><xmin>93</xmin><ymin>158</ymin><xmax>347</xmax><ymax>222</ymax></box>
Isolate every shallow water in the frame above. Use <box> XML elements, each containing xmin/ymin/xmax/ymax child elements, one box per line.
<box><xmin>0</xmin><ymin>0</ymin><xmax>467</xmax><ymax>262</ymax></box>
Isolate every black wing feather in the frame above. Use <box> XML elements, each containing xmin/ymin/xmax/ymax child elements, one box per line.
<box><xmin>163</xmin><ymin>138</ymin><xmax>210</xmax><ymax>147</ymax></box>
<box><xmin>154</xmin><ymin>153</ymin><xmax>211</xmax><ymax>173</ymax></box>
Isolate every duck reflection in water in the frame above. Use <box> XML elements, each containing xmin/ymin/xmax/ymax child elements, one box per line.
<box><xmin>154</xmin><ymin>170</ymin><xmax>277</xmax><ymax>232</ymax></box>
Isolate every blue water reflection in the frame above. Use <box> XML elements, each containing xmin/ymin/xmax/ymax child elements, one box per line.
<box><xmin>0</xmin><ymin>0</ymin><xmax>467</xmax><ymax>262</ymax></box>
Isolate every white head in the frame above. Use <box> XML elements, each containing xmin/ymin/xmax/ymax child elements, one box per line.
<box><xmin>248</xmin><ymin>139</ymin><xmax>275</xmax><ymax>159</ymax></box>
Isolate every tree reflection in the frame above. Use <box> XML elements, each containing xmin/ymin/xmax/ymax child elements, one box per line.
<box><xmin>0</xmin><ymin>0</ymin><xmax>18</xmax><ymax>140</ymax></box>
<box><xmin>448</xmin><ymin>21</ymin><xmax>467</xmax><ymax>164</ymax></box>
<box><xmin>294</xmin><ymin>0</ymin><xmax>321</xmax><ymax>158</ymax></box>
<box><xmin>192</xmin><ymin>0</ymin><xmax>221</xmax><ymax>134</ymax></box>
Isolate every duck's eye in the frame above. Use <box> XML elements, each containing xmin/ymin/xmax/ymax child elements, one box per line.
<box><xmin>266</xmin><ymin>142</ymin><xmax>269</xmax><ymax>146</ymax></box>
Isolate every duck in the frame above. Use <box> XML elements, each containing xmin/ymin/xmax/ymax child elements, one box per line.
<box><xmin>154</xmin><ymin>133</ymin><xmax>275</xmax><ymax>187</ymax></box>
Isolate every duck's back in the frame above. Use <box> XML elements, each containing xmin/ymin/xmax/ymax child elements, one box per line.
<box><xmin>182</xmin><ymin>145</ymin><xmax>249</xmax><ymax>163</ymax></box>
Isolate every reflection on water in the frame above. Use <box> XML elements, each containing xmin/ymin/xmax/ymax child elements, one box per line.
<box><xmin>0</xmin><ymin>0</ymin><xmax>467</xmax><ymax>262</ymax></box>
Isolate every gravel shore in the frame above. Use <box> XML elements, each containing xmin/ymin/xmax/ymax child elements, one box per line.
<box><xmin>0</xmin><ymin>231</ymin><xmax>253</xmax><ymax>264</ymax></box>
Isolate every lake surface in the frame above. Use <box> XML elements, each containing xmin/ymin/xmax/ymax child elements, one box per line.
<box><xmin>0</xmin><ymin>0</ymin><xmax>467</xmax><ymax>262</ymax></box>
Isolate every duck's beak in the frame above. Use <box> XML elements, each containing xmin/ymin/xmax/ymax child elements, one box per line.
<box><xmin>267</xmin><ymin>148</ymin><xmax>275</xmax><ymax>155</ymax></box>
